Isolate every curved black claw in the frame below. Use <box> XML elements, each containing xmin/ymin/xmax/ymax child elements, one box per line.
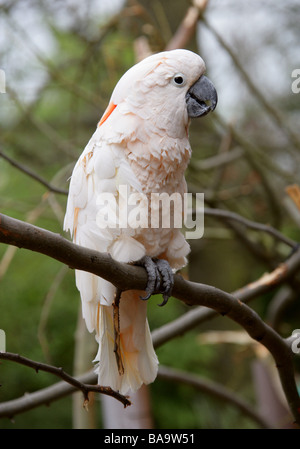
<box><xmin>136</xmin><ymin>256</ymin><xmax>161</xmax><ymax>301</ymax></box>
<box><xmin>155</xmin><ymin>259</ymin><xmax>174</xmax><ymax>306</ymax></box>
<box><xmin>135</xmin><ymin>256</ymin><xmax>174</xmax><ymax>306</ymax></box>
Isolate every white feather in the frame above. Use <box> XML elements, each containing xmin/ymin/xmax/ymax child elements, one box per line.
<box><xmin>110</xmin><ymin>235</ymin><xmax>146</xmax><ymax>263</ymax></box>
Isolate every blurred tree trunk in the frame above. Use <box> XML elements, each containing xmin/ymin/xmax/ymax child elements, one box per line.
<box><xmin>72</xmin><ymin>306</ymin><xmax>97</xmax><ymax>429</ymax></box>
<box><xmin>101</xmin><ymin>385</ymin><xmax>154</xmax><ymax>429</ymax></box>
<box><xmin>252</xmin><ymin>359</ymin><xmax>296</xmax><ymax>429</ymax></box>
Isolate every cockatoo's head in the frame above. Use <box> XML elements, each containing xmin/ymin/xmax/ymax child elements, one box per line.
<box><xmin>98</xmin><ymin>49</ymin><xmax>217</xmax><ymax>139</ymax></box>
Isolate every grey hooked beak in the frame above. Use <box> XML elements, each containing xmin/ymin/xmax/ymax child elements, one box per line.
<box><xmin>186</xmin><ymin>75</ymin><xmax>218</xmax><ymax>118</ymax></box>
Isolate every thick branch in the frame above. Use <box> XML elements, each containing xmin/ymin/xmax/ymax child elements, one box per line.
<box><xmin>0</xmin><ymin>212</ymin><xmax>300</xmax><ymax>424</ymax></box>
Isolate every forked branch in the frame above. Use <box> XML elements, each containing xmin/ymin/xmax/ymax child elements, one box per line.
<box><xmin>0</xmin><ymin>212</ymin><xmax>299</xmax><ymax>425</ymax></box>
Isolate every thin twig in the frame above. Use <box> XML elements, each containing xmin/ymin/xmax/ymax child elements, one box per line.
<box><xmin>193</xmin><ymin>146</ymin><xmax>245</xmax><ymax>171</ymax></box>
<box><xmin>0</xmin><ymin>352</ymin><xmax>130</xmax><ymax>409</ymax></box>
<box><xmin>202</xmin><ymin>17</ymin><xmax>300</xmax><ymax>152</ymax></box>
<box><xmin>5</xmin><ymin>86</ymin><xmax>78</xmax><ymax>158</ymax></box>
<box><xmin>158</xmin><ymin>365</ymin><xmax>273</xmax><ymax>428</ymax></box>
<box><xmin>0</xmin><ymin>148</ymin><xmax>68</xmax><ymax>196</ymax></box>
<box><xmin>0</xmin><ymin>369</ymin><xmax>95</xmax><ymax>419</ymax></box>
<box><xmin>203</xmin><ymin>207</ymin><xmax>298</xmax><ymax>249</ymax></box>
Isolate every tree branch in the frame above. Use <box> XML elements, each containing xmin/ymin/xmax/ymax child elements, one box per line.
<box><xmin>0</xmin><ymin>369</ymin><xmax>96</xmax><ymax>419</ymax></box>
<box><xmin>0</xmin><ymin>360</ymin><xmax>271</xmax><ymax>428</ymax></box>
<box><xmin>0</xmin><ymin>352</ymin><xmax>130</xmax><ymax>412</ymax></box>
<box><xmin>202</xmin><ymin>17</ymin><xmax>300</xmax><ymax>153</ymax></box>
<box><xmin>203</xmin><ymin>207</ymin><xmax>298</xmax><ymax>249</ymax></box>
<box><xmin>0</xmin><ymin>212</ymin><xmax>299</xmax><ymax>425</ymax></box>
<box><xmin>157</xmin><ymin>365</ymin><xmax>273</xmax><ymax>428</ymax></box>
<box><xmin>0</xmin><ymin>148</ymin><xmax>68</xmax><ymax>196</ymax></box>
<box><xmin>165</xmin><ymin>0</ymin><xmax>209</xmax><ymax>51</ymax></box>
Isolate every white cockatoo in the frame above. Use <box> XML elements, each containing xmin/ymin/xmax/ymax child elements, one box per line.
<box><xmin>64</xmin><ymin>49</ymin><xmax>217</xmax><ymax>395</ymax></box>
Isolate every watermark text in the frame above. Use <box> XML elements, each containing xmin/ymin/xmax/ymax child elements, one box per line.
<box><xmin>291</xmin><ymin>329</ymin><xmax>300</xmax><ymax>354</ymax></box>
<box><xmin>0</xmin><ymin>329</ymin><xmax>6</xmax><ymax>352</ymax></box>
<box><xmin>0</xmin><ymin>69</ymin><xmax>5</xmax><ymax>94</ymax></box>
<box><xmin>96</xmin><ymin>186</ymin><xmax>204</xmax><ymax>239</ymax></box>
<box><xmin>291</xmin><ymin>69</ymin><xmax>300</xmax><ymax>94</ymax></box>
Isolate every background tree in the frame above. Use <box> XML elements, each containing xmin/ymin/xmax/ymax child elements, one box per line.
<box><xmin>0</xmin><ymin>0</ymin><xmax>299</xmax><ymax>429</ymax></box>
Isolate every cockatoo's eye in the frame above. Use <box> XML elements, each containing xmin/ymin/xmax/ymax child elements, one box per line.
<box><xmin>172</xmin><ymin>73</ymin><xmax>187</xmax><ymax>87</ymax></box>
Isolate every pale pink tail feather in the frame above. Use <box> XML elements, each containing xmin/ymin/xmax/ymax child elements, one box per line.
<box><xmin>93</xmin><ymin>290</ymin><xmax>158</xmax><ymax>395</ymax></box>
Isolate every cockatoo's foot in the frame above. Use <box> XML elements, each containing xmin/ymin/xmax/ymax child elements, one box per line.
<box><xmin>135</xmin><ymin>256</ymin><xmax>174</xmax><ymax>306</ymax></box>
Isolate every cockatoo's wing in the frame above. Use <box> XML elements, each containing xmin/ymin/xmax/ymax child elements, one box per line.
<box><xmin>64</xmin><ymin>123</ymin><xmax>159</xmax><ymax>394</ymax></box>
<box><xmin>64</xmin><ymin>126</ymin><xmax>146</xmax><ymax>333</ymax></box>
